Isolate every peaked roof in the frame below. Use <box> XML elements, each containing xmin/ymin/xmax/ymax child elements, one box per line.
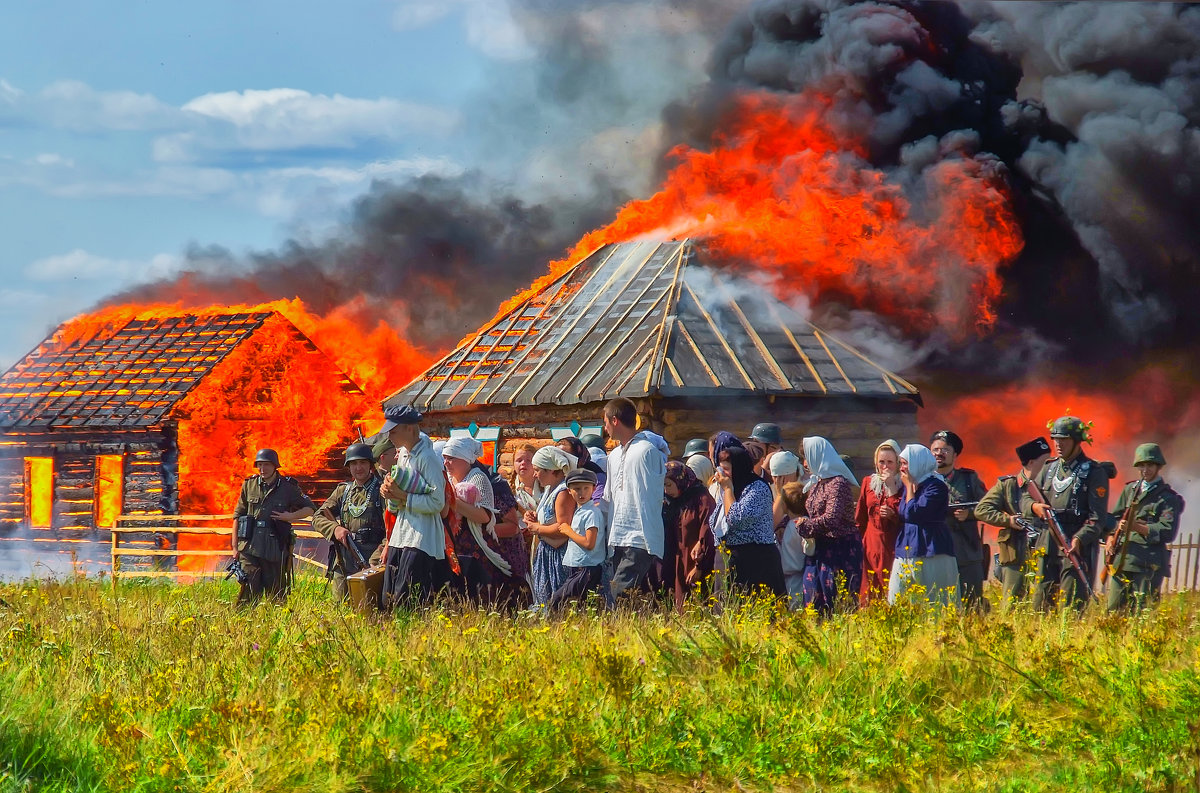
<box><xmin>0</xmin><ymin>311</ymin><xmax>275</xmax><ymax>430</ymax></box>
<box><xmin>388</xmin><ymin>240</ymin><xmax>920</xmax><ymax>412</ymax></box>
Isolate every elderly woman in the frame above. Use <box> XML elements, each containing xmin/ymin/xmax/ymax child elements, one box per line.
<box><xmin>662</xmin><ymin>461</ymin><xmax>716</xmax><ymax>611</ymax></box>
<box><xmin>711</xmin><ymin>445</ymin><xmax>786</xmax><ymax>597</ymax></box>
<box><xmin>442</xmin><ymin>437</ymin><xmax>513</xmax><ymax>602</ymax></box>
<box><xmin>769</xmin><ymin>450</ymin><xmax>805</xmax><ymax>609</ymax></box>
<box><xmin>523</xmin><ymin>445</ymin><xmax>578</xmax><ymax>606</ymax></box>
<box><xmin>856</xmin><ymin>440</ymin><xmax>904</xmax><ymax>605</ymax></box>
<box><xmin>890</xmin><ymin>444</ymin><xmax>959</xmax><ymax>608</ymax></box>
<box><xmin>790</xmin><ymin>437</ymin><xmax>864</xmax><ymax>615</ymax></box>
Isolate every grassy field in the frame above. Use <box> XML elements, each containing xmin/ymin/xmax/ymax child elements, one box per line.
<box><xmin>1</xmin><ymin>575</ymin><xmax>1199</xmax><ymax>793</ymax></box>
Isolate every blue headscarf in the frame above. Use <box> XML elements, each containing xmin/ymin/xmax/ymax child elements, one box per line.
<box><xmin>708</xmin><ymin>431</ymin><xmax>744</xmax><ymax>464</ymax></box>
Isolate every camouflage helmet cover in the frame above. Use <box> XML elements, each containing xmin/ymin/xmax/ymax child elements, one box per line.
<box><xmin>1048</xmin><ymin>416</ymin><xmax>1090</xmax><ymax>442</ymax></box>
<box><xmin>254</xmin><ymin>448</ymin><xmax>281</xmax><ymax>467</ymax></box>
<box><xmin>1133</xmin><ymin>443</ymin><xmax>1166</xmax><ymax>466</ymax></box>
<box><xmin>344</xmin><ymin>443</ymin><xmax>375</xmax><ymax>466</ymax></box>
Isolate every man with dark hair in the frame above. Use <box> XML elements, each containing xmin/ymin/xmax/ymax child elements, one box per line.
<box><xmin>930</xmin><ymin>430</ymin><xmax>989</xmax><ymax>610</ymax></box>
<box><xmin>601</xmin><ymin>397</ymin><xmax>667</xmax><ymax>600</ymax></box>
<box><xmin>378</xmin><ymin>405</ymin><xmax>447</xmax><ymax>608</ymax></box>
<box><xmin>230</xmin><ymin>448</ymin><xmax>315</xmax><ymax>605</ymax></box>
<box><xmin>975</xmin><ymin>437</ymin><xmax>1052</xmax><ymax>606</ymax></box>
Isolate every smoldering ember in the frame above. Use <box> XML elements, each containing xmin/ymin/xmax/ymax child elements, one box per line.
<box><xmin>1</xmin><ymin>1</ymin><xmax>1199</xmax><ymax>790</ymax></box>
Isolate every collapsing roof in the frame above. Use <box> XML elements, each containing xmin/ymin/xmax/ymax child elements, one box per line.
<box><xmin>0</xmin><ymin>311</ymin><xmax>352</xmax><ymax>430</ymax></box>
<box><xmin>388</xmin><ymin>239</ymin><xmax>920</xmax><ymax>412</ymax></box>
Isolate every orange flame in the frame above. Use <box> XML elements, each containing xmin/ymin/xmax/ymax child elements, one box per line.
<box><xmin>54</xmin><ymin>298</ymin><xmax>435</xmax><ymax>571</ymax></box>
<box><xmin>94</xmin><ymin>455</ymin><xmax>123</xmax><ymax>529</ymax></box>
<box><xmin>499</xmin><ymin>91</ymin><xmax>1023</xmax><ymax>335</ymax></box>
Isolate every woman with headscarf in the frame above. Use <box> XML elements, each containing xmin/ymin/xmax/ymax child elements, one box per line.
<box><xmin>523</xmin><ymin>445</ymin><xmax>578</xmax><ymax>606</ymax></box>
<box><xmin>768</xmin><ymin>450</ymin><xmax>806</xmax><ymax>609</ymax></box>
<box><xmin>558</xmin><ymin>436</ymin><xmax>607</xmax><ymax>503</ymax></box>
<box><xmin>890</xmin><ymin>444</ymin><xmax>958</xmax><ymax>608</ymax></box>
<box><xmin>662</xmin><ymin>461</ymin><xmax>716</xmax><ymax>611</ymax></box>
<box><xmin>792</xmin><ymin>437</ymin><xmax>864</xmax><ymax>615</ymax></box>
<box><xmin>441</xmin><ymin>437</ymin><xmax>513</xmax><ymax>602</ymax></box>
<box><xmin>856</xmin><ymin>440</ymin><xmax>904</xmax><ymax>606</ymax></box>
<box><xmin>711</xmin><ymin>445</ymin><xmax>786</xmax><ymax>597</ymax></box>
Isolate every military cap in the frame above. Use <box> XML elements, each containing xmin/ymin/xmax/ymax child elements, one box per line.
<box><xmin>1134</xmin><ymin>443</ymin><xmax>1166</xmax><ymax>466</ymax></box>
<box><xmin>579</xmin><ymin>433</ymin><xmax>605</xmax><ymax>450</ymax></box>
<box><xmin>1015</xmin><ymin>437</ymin><xmax>1051</xmax><ymax>466</ymax></box>
<box><xmin>929</xmin><ymin>430</ymin><xmax>964</xmax><ymax>455</ymax></box>
<box><xmin>683</xmin><ymin>438</ymin><xmax>709</xmax><ymax>459</ymax></box>
<box><xmin>371</xmin><ymin>437</ymin><xmax>395</xmax><ymax>461</ymax></box>
<box><xmin>1049</xmin><ymin>416</ymin><xmax>1088</xmax><ymax>441</ymax></box>
<box><xmin>254</xmin><ymin>448</ymin><xmax>281</xmax><ymax>467</ymax></box>
<box><xmin>380</xmin><ymin>404</ymin><xmax>423</xmax><ymax>433</ymax></box>
<box><xmin>344</xmin><ymin>443</ymin><xmax>374</xmax><ymax>466</ymax></box>
<box><xmin>565</xmin><ymin>468</ymin><xmax>598</xmax><ymax>486</ymax></box>
<box><xmin>749</xmin><ymin>423</ymin><xmax>783</xmax><ymax>446</ymax></box>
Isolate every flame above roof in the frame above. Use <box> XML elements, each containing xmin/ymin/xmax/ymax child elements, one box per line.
<box><xmin>0</xmin><ymin>311</ymin><xmax>276</xmax><ymax>429</ymax></box>
<box><xmin>387</xmin><ymin>240</ymin><xmax>920</xmax><ymax>411</ymax></box>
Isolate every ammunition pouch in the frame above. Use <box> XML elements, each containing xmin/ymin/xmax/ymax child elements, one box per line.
<box><xmin>353</xmin><ymin>526</ymin><xmax>385</xmax><ymax>548</ymax></box>
<box><xmin>236</xmin><ymin>515</ymin><xmax>255</xmax><ymax>541</ymax></box>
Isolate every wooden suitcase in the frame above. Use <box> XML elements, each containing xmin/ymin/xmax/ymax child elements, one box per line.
<box><xmin>346</xmin><ymin>566</ymin><xmax>384</xmax><ymax>614</ymax></box>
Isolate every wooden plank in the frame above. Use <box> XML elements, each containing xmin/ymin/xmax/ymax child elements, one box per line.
<box><xmin>729</xmin><ymin>300</ymin><xmax>791</xmax><ymax>390</ymax></box>
<box><xmin>681</xmin><ymin>282</ymin><xmax>755</xmax><ymax>389</ymax></box>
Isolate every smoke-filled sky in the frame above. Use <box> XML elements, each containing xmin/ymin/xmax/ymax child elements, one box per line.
<box><xmin>3</xmin><ymin>0</ymin><xmax>1199</xmax><ymax>383</ymax></box>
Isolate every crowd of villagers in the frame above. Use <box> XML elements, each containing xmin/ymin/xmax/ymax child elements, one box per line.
<box><xmin>252</xmin><ymin>397</ymin><xmax>1184</xmax><ymax>617</ymax></box>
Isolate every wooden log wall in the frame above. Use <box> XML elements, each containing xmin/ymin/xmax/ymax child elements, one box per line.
<box><xmin>0</xmin><ymin>428</ymin><xmax>175</xmax><ymax>533</ymax></box>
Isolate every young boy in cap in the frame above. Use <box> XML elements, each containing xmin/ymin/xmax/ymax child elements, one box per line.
<box><xmin>546</xmin><ymin>469</ymin><xmax>608</xmax><ymax>609</ymax></box>
<box><xmin>974</xmin><ymin>437</ymin><xmax>1052</xmax><ymax>607</ymax></box>
<box><xmin>1105</xmin><ymin>443</ymin><xmax>1185</xmax><ymax>612</ymax></box>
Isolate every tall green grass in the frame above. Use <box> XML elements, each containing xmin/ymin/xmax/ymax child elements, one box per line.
<box><xmin>1</xmin><ymin>575</ymin><xmax>1199</xmax><ymax>792</ymax></box>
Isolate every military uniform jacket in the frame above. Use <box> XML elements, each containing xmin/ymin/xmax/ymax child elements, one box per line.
<box><xmin>233</xmin><ymin>475</ymin><xmax>315</xmax><ymax>562</ymax></box>
<box><xmin>945</xmin><ymin>468</ymin><xmax>988</xmax><ymax>565</ymax></box>
<box><xmin>313</xmin><ymin>475</ymin><xmax>386</xmax><ymax>549</ymax></box>
<box><xmin>1109</xmin><ymin>478</ymin><xmax>1184</xmax><ymax>574</ymax></box>
<box><xmin>1021</xmin><ymin>452</ymin><xmax>1110</xmax><ymax>553</ymax></box>
<box><xmin>976</xmin><ymin>474</ymin><xmax>1035</xmax><ymax>565</ymax></box>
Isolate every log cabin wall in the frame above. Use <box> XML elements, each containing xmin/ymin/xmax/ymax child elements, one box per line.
<box><xmin>0</xmin><ymin>428</ymin><xmax>174</xmax><ymax>531</ymax></box>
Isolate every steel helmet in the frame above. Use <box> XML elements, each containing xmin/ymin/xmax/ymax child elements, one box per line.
<box><xmin>749</xmin><ymin>423</ymin><xmax>783</xmax><ymax>446</ymax></box>
<box><xmin>1048</xmin><ymin>416</ymin><xmax>1089</xmax><ymax>442</ymax></box>
<box><xmin>254</xmin><ymin>448</ymin><xmax>281</xmax><ymax>467</ymax></box>
<box><xmin>683</xmin><ymin>438</ymin><xmax>709</xmax><ymax>459</ymax></box>
<box><xmin>1133</xmin><ymin>443</ymin><xmax>1166</xmax><ymax>466</ymax></box>
<box><xmin>344</xmin><ymin>443</ymin><xmax>374</xmax><ymax>466</ymax></box>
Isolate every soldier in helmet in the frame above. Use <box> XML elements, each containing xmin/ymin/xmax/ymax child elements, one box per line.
<box><xmin>749</xmin><ymin>423</ymin><xmax>783</xmax><ymax>476</ymax></box>
<box><xmin>1105</xmin><ymin>443</ymin><xmax>1185</xmax><ymax>612</ymax></box>
<box><xmin>1020</xmin><ymin>416</ymin><xmax>1111</xmax><ymax>611</ymax></box>
<box><xmin>683</xmin><ymin>438</ymin><xmax>709</xmax><ymax>463</ymax></box>
<box><xmin>230</xmin><ymin>449</ymin><xmax>315</xmax><ymax>605</ymax></box>
<box><xmin>313</xmin><ymin>443</ymin><xmax>386</xmax><ymax>601</ymax></box>
<box><xmin>929</xmin><ymin>430</ymin><xmax>989</xmax><ymax>610</ymax></box>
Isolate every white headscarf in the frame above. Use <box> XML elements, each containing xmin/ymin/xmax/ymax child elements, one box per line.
<box><xmin>588</xmin><ymin>446</ymin><xmax>608</xmax><ymax>473</ymax></box>
<box><xmin>532</xmin><ymin>445</ymin><xmax>577</xmax><ymax>474</ymax></box>
<box><xmin>869</xmin><ymin>439</ymin><xmax>903</xmax><ymax>497</ymax></box>
<box><xmin>801</xmin><ymin>436</ymin><xmax>856</xmax><ymax>493</ymax></box>
<box><xmin>768</xmin><ymin>450</ymin><xmax>801</xmax><ymax>477</ymax></box>
<box><xmin>432</xmin><ymin>440</ymin><xmax>447</xmax><ymax>458</ymax></box>
<box><xmin>686</xmin><ymin>454</ymin><xmax>715</xmax><ymax>485</ymax></box>
<box><xmin>442</xmin><ymin>436</ymin><xmax>484</xmax><ymax>463</ymax></box>
<box><xmin>900</xmin><ymin>444</ymin><xmax>941</xmax><ymax>485</ymax></box>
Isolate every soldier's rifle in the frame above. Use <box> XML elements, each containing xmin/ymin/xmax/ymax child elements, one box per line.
<box><xmin>1102</xmin><ymin>490</ymin><xmax>1142</xmax><ymax>585</ymax></box>
<box><xmin>327</xmin><ymin>532</ymin><xmax>370</xmax><ymax>581</ymax></box>
<box><xmin>948</xmin><ymin>501</ymin><xmax>980</xmax><ymax>511</ymax></box>
<box><xmin>224</xmin><ymin>557</ymin><xmax>250</xmax><ymax>586</ymax></box>
<box><xmin>1044</xmin><ymin>509</ymin><xmax>1096</xmax><ymax>601</ymax></box>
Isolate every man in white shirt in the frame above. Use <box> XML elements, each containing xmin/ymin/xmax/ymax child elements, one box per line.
<box><xmin>601</xmin><ymin>397</ymin><xmax>667</xmax><ymax>599</ymax></box>
<box><xmin>379</xmin><ymin>405</ymin><xmax>447</xmax><ymax>608</ymax></box>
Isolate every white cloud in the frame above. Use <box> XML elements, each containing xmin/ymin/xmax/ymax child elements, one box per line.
<box><xmin>27</xmin><ymin>249</ymin><xmax>184</xmax><ymax>283</ymax></box>
<box><xmin>37</xmin><ymin>80</ymin><xmax>179</xmax><ymax>131</ymax></box>
<box><xmin>392</xmin><ymin>0</ymin><xmax>532</xmax><ymax>60</ymax></box>
<box><xmin>156</xmin><ymin>88</ymin><xmax>459</xmax><ymax>159</ymax></box>
<box><xmin>33</xmin><ymin>153</ymin><xmax>74</xmax><ymax>168</ymax></box>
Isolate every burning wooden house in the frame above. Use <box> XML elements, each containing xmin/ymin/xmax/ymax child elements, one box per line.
<box><xmin>0</xmin><ymin>309</ymin><xmax>369</xmax><ymax>567</ymax></box>
<box><xmin>386</xmin><ymin>239</ymin><xmax>921</xmax><ymax>469</ymax></box>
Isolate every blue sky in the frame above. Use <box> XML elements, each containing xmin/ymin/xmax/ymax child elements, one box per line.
<box><xmin>0</xmin><ymin>0</ymin><xmax>604</xmax><ymax>368</ymax></box>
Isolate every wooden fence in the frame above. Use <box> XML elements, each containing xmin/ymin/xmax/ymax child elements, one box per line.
<box><xmin>109</xmin><ymin>513</ymin><xmax>328</xmax><ymax>582</ymax></box>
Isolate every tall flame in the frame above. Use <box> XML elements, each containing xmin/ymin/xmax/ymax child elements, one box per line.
<box><xmin>499</xmin><ymin>91</ymin><xmax>1023</xmax><ymax>336</ymax></box>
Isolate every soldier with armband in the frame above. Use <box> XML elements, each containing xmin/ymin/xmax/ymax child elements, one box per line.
<box><xmin>231</xmin><ymin>448</ymin><xmax>315</xmax><ymax>605</ymax></box>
